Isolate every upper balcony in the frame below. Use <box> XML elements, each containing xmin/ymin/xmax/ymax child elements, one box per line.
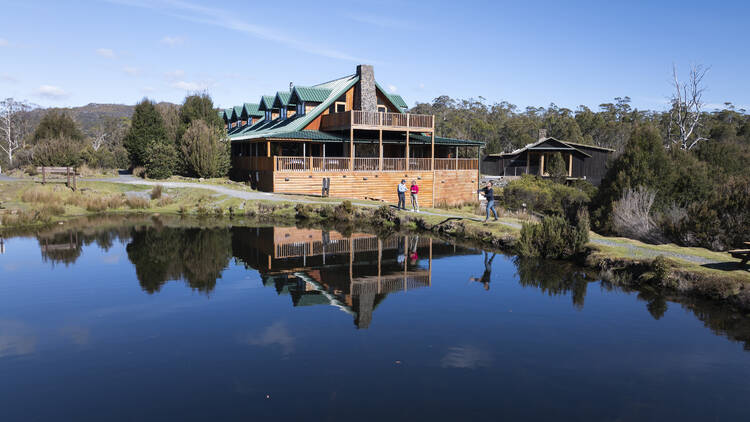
<box><xmin>320</xmin><ymin>110</ymin><xmax>434</xmax><ymax>132</ymax></box>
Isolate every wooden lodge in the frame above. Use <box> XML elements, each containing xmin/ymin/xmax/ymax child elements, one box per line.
<box><xmin>223</xmin><ymin>65</ymin><xmax>484</xmax><ymax>207</ymax></box>
<box><xmin>482</xmin><ymin>130</ymin><xmax>614</xmax><ymax>185</ymax></box>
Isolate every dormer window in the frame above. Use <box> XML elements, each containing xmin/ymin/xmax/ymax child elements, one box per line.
<box><xmin>335</xmin><ymin>101</ymin><xmax>346</xmax><ymax>113</ymax></box>
<box><xmin>296</xmin><ymin>102</ymin><xmax>305</xmax><ymax>116</ymax></box>
<box><xmin>265</xmin><ymin>111</ymin><xmax>272</xmax><ymax>121</ymax></box>
<box><xmin>280</xmin><ymin>106</ymin><xmax>287</xmax><ymax>120</ymax></box>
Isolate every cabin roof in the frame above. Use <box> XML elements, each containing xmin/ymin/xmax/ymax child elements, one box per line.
<box><xmin>241</xmin><ymin>103</ymin><xmax>263</xmax><ymax>118</ymax></box>
<box><xmin>272</xmin><ymin>91</ymin><xmax>292</xmax><ymax>108</ymax></box>
<box><xmin>231</xmin><ymin>130</ymin><xmax>483</xmax><ymax>146</ymax></box>
<box><xmin>226</xmin><ymin>70</ymin><xmax>478</xmax><ymax>147</ymax></box>
<box><xmin>487</xmin><ymin>137</ymin><xmax>598</xmax><ymax>158</ymax></box>
<box><xmin>289</xmin><ymin>86</ymin><xmax>332</xmax><ymax>104</ymax></box>
<box><xmin>258</xmin><ymin>95</ymin><xmax>276</xmax><ymax>112</ymax></box>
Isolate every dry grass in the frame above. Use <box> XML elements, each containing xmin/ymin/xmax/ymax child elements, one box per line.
<box><xmin>150</xmin><ymin>185</ymin><xmax>163</xmax><ymax>200</ymax></box>
<box><xmin>84</xmin><ymin>195</ymin><xmax>124</xmax><ymax>212</ymax></box>
<box><xmin>21</xmin><ymin>186</ymin><xmax>64</xmax><ymax>204</ymax></box>
<box><xmin>157</xmin><ymin>195</ymin><xmax>174</xmax><ymax>207</ymax></box>
<box><xmin>125</xmin><ymin>196</ymin><xmax>150</xmax><ymax>209</ymax></box>
<box><xmin>132</xmin><ymin>167</ymin><xmax>146</xmax><ymax>178</ymax></box>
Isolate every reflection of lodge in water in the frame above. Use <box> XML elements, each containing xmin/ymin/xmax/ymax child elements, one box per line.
<box><xmin>233</xmin><ymin>227</ymin><xmax>472</xmax><ymax>328</ymax></box>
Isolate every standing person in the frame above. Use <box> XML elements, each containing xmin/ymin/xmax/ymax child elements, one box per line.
<box><xmin>397</xmin><ymin>179</ymin><xmax>407</xmax><ymax>210</ymax></box>
<box><xmin>410</xmin><ymin>180</ymin><xmax>420</xmax><ymax>212</ymax></box>
<box><xmin>479</xmin><ymin>181</ymin><xmax>498</xmax><ymax>222</ymax></box>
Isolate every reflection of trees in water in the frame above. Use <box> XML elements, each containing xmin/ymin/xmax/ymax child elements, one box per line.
<box><xmin>514</xmin><ymin>258</ymin><xmax>591</xmax><ymax>309</ymax></box>
<box><xmin>38</xmin><ymin>226</ymin><xmax>134</xmax><ymax>266</ymax></box>
<box><xmin>125</xmin><ymin>227</ymin><xmax>232</xmax><ymax>294</ymax></box>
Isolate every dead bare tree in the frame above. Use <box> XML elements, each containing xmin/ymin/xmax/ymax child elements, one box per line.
<box><xmin>0</xmin><ymin>98</ymin><xmax>32</xmax><ymax>168</ymax></box>
<box><xmin>668</xmin><ymin>64</ymin><xmax>709</xmax><ymax>150</ymax></box>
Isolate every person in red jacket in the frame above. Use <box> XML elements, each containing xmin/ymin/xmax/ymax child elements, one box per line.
<box><xmin>410</xmin><ymin>180</ymin><xmax>420</xmax><ymax>212</ymax></box>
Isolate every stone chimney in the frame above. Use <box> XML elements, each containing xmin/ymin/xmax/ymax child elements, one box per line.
<box><xmin>538</xmin><ymin>129</ymin><xmax>548</xmax><ymax>140</ymax></box>
<box><xmin>354</xmin><ymin>64</ymin><xmax>376</xmax><ymax>112</ymax></box>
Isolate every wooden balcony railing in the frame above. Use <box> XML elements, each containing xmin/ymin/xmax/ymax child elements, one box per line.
<box><xmin>232</xmin><ymin>156</ymin><xmax>273</xmax><ymax>171</ymax></box>
<box><xmin>274</xmin><ymin>156</ymin><xmax>478</xmax><ymax>172</ymax></box>
<box><xmin>434</xmin><ymin>158</ymin><xmax>479</xmax><ymax>170</ymax></box>
<box><xmin>320</xmin><ymin>110</ymin><xmax>434</xmax><ymax>131</ymax></box>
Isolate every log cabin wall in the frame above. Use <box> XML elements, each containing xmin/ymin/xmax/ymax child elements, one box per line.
<box><xmin>273</xmin><ymin>170</ymin><xmax>436</xmax><ymax>207</ymax></box>
<box><xmin>433</xmin><ymin>170</ymin><xmax>478</xmax><ymax>205</ymax></box>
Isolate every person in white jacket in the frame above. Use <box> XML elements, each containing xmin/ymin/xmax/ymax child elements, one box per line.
<box><xmin>397</xmin><ymin>179</ymin><xmax>407</xmax><ymax>210</ymax></box>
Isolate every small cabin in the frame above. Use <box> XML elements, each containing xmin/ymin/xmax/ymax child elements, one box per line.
<box><xmin>482</xmin><ymin>131</ymin><xmax>613</xmax><ymax>185</ymax></box>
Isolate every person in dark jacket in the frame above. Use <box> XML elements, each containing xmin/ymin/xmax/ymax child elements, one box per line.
<box><xmin>478</xmin><ymin>181</ymin><xmax>498</xmax><ymax>222</ymax></box>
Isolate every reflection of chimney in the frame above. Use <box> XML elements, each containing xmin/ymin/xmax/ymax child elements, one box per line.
<box><xmin>538</xmin><ymin>129</ymin><xmax>547</xmax><ymax>140</ymax></box>
<box><xmin>354</xmin><ymin>64</ymin><xmax>376</xmax><ymax>112</ymax></box>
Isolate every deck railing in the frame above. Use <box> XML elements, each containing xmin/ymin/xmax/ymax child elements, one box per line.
<box><xmin>434</xmin><ymin>158</ymin><xmax>479</xmax><ymax>170</ymax></box>
<box><xmin>320</xmin><ymin>110</ymin><xmax>434</xmax><ymax>131</ymax></box>
<box><xmin>274</xmin><ymin>156</ymin><xmax>478</xmax><ymax>172</ymax></box>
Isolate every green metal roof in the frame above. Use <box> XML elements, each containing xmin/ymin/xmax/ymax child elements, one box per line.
<box><xmin>258</xmin><ymin>95</ymin><xmax>276</xmax><ymax>112</ymax></box>
<box><xmin>231</xmin><ymin>106</ymin><xmax>242</xmax><ymax>120</ymax></box>
<box><xmin>227</xmin><ymin>71</ymin><xmax>481</xmax><ymax>147</ymax></box>
<box><xmin>387</xmin><ymin>94</ymin><xmax>407</xmax><ymax>109</ymax></box>
<box><xmin>241</xmin><ymin>103</ymin><xmax>263</xmax><ymax>118</ymax></box>
<box><xmin>289</xmin><ymin>86</ymin><xmax>332</xmax><ymax>104</ymax></box>
<box><xmin>272</xmin><ymin>92</ymin><xmax>292</xmax><ymax>108</ymax></box>
<box><xmin>230</xmin><ymin>74</ymin><xmax>358</xmax><ymax>141</ymax></box>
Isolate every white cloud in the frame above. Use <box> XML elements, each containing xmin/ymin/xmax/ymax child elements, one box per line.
<box><xmin>160</xmin><ymin>35</ymin><xmax>184</xmax><ymax>46</ymax></box>
<box><xmin>171</xmin><ymin>80</ymin><xmax>206</xmax><ymax>91</ymax></box>
<box><xmin>388</xmin><ymin>84</ymin><xmax>398</xmax><ymax>93</ymax></box>
<box><xmin>142</xmin><ymin>86</ymin><xmax>156</xmax><ymax>93</ymax></box>
<box><xmin>123</xmin><ymin>66</ymin><xmax>140</xmax><ymax>76</ymax></box>
<box><xmin>36</xmin><ymin>85</ymin><xmax>69</xmax><ymax>99</ymax></box>
<box><xmin>418</xmin><ymin>83</ymin><xmax>425</xmax><ymax>90</ymax></box>
<box><xmin>441</xmin><ymin>345</ymin><xmax>493</xmax><ymax>369</ymax></box>
<box><xmin>240</xmin><ymin>321</ymin><xmax>295</xmax><ymax>356</ymax></box>
<box><xmin>0</xmin><ymin>38</ymin><xmax>8</xmax><ymax>47</ymax></box>
<box><xmin>107</xmin><ymin>0</ymin><xmax>371</xmax><ymax>62</ymax></box>
<box><xmin>96</xmin><ymin>48</ymin><xmax>116</xmax><ymax>58</ymax></box>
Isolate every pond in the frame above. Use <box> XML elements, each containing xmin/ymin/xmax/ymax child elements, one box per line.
<box><xmin>1</xmin><ymin>218</ymin><xmax>750</xmax><ymax>421</ymax></box>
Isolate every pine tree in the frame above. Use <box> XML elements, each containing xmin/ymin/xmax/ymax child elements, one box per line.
<box><xmin>547</xmin><ymin>152</ymin><xmax>567</xmax><ymax>184</ymax></box>
<box><xmin>123</xmin><ymin>99</ymin><xmax>168</xmax><ymax>167</ymax></box>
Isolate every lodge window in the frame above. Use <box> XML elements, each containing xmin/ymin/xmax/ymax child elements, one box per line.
<box><xmin>280</xmin><ymin>106</ymin><xmax>287</xmax><ymax>121</ymax></box>
<box><xmin>265</xmin><ymin>111</ymin><xmax>272</xmax><ymax>121</ymax></box>
<box><xmin>296</xmin><ymin>102</ymin><xmax>305</xmax><ymax>116</ymax></box>
<box><xmin>377</xmin><ymin>105</ymin><xmax>387</xmax><ymax>113</ymax></box>
<box><xmin>335</xmin><ymin>101</ymin><xmax>346</xmax><ymax>113</ymax></box>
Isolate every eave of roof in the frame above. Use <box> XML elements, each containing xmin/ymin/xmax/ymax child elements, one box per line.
<box><xmin>242</xmin><ymin>103</ymin><xmax>263</xmax><ymax>118</ymax></box>
<box><xmin>258</xmin><ymin>95</ymin><xmax>276</xmax><ymax>112</ymax></box>
<box><xmin>289</xmin><ymin>86</ymin><xmax>332</xmax><ymax>104</ymax></box>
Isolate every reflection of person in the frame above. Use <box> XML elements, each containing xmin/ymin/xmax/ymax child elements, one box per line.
<box><xmin>397</xmin><ymin>180</ymin><xmax>407</xmax><ymax>210</ymax></box>
<box><xmin>478</xmin><ymin>181</ymin><xmax>498</xmax><ymax>222</ymax></box>
<box><xmin>470</xmin><ymin>252</ymin><xmax>496</xmax><ymax>291</ymax></box>
<box><xmin>409</xmin><ymin>236</ymin><xmax>419</xmax><ymax>264</ymax></box>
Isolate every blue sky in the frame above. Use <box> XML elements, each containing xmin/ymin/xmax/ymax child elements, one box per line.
<box><xmin>1</xmin><ymin>0</ymin><xmax>748</xmax><ymax>112</ymax></box>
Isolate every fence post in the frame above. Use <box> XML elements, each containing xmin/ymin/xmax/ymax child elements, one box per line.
<box><xmin>42</xmin><ymin>167</ymin><xmax>46</xmax><ymax>184</ymax></box>
<box><xmin>66</xmin><ymin>167</ymin><xmax>70</xmax><ymax>188</ymax></box>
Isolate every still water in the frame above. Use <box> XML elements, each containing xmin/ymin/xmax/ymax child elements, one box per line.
<box><xmin>1</xmin><ymin>219</ymin><xmax>749</xmax><ymax>421</ymax></box>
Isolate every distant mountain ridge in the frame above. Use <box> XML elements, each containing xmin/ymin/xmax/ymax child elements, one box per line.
<box><xmin>28</xmin><ymin>102</ymin><xmax>177</xmax><ymax>136</ymax></box>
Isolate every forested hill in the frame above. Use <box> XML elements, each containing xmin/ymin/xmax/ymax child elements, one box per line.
<box><xmin>410</xmin><ymin>96</ymin><xmax>750</xmax><ymax>155</ymax></box>
<box><xmin>26</xmin><ymin>102</ymin><xmax>174</xmax><ymax>136</ymax></box>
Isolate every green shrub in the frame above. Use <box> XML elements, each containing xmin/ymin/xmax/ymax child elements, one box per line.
<box><xmin>179</xmin><ymin>120</ymin><xmax>230</xmax><ymax>178</ymax></box>
<box><xmin>145</xmin><ymin>142</ymin><xmax>177</xmax><ymax>179</ymax></box>
<box><xmin>32</xmin><ymin>137</ymin><xmax>85</xmax><ymax>167</ymax></box>
<box><xmin>516</xmin><ymin>214</ymin><xmax>589</xmax><ymax>259</ymax></box>
<box><xmin>503</xmin><ymin>174</ymin><xmax>590</xmax><ymax>218</ymax></box>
